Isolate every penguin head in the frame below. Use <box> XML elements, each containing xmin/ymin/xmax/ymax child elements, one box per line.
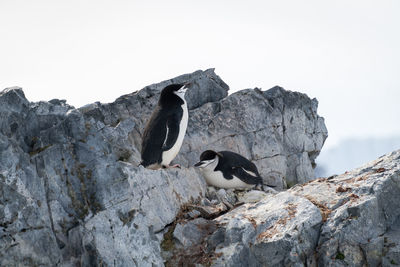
<box><xmin>194</xmin><ymin>150</ymin><xmax>223</xmax><ymax>170</ymax></box>
<box><xmin>159</xmin><ymin>82</ymin><xmax>191</xmax><ymax>106</ymax></box>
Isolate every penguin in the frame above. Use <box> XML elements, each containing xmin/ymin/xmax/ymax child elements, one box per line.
<box><xmin>140</xmin><ymin>83</ymin><xmax>190</xmax><ymax>170</ymax></box>
<box><xmin>194</xmin><ymin>150</ymin><xmax>265</xmax><ymax>189</ymax></box>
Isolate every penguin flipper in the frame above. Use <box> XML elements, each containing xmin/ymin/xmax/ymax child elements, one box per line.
<box><xmin>161</xmin><ymin>112</ymin><xmax>182</xmax><ymax>151</ymax></box>
<box><xmin>231</xmin><ymin>167</ymin><xmax>262</xmax><ymax>185</ymax></box>
<box><xmin>141</xmin><ymin>107</ymin><xmax>168</xmax><ymax>166</ymax></box>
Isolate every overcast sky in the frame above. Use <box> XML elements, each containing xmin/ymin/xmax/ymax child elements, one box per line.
<box><xmin>1</xmin><ymin>0</ymin><xmax>399</xmax><ymax>150</ymax></box>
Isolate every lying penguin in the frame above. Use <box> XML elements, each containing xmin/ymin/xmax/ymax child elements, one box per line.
<box><xmin>194</xmin><ymin>150</ymin><xmax>269</xmax><ymax>189</ymax></box>
<box><xmin>141</xmin><ymin>83</ymin><xmax>190</xmax><ymax>169</ymax></box>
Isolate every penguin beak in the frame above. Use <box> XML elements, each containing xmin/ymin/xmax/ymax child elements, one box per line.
<box><xmin>179</xmin><ymin>83</ymin><xmax>190</xmax><ymax>93</ymax></box>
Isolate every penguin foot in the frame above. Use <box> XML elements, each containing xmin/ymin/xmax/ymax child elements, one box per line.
<box><xmin>170</xmin><ymin>164</ymin><xmax>181</xmax><ymax>169</ymax></box>
<box><xmin>162</xmin><ymin>164</ymin><xmax>181</xmax><ymax>169</ymax></box>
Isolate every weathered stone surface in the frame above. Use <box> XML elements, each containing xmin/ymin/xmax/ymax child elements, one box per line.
<box><xmin>0</xmin><ymin>86</ymin><xmax>206</xmax><ymax>266</ymax></box>
<box><xmin>177</xmin><ymin>86</ymin><xmax>328</xmax><ymax>188</ymax></box>
<box><xmin>193</xmin><ymin>149</ymin><xmax>400</xmax><ymax>267</ymax></box>
<box><xmin>79</xmin><ymin>71</ymin><xmax>327</xmax><ymax>189</ymax></box>
<box><xmin>236</xmin><ymin>189</ymin><xmax>272</xmax><ymax>203</ymax></box>
<box><xmin>173</xmin><ymin>218</ymin><xmax>217</xmax><ymax>248</ymax></box>
<box><xmin>298</xmin><ymin>150</ymin><xmax>400</xmax><ymax>266</ymax></box>
<box><xmin>0</xmin><ymin>69</ymin><xmax>327</xmax><ymax>266</ymax></box>
<box><xmin>209</xmin><ymin>192</ymin><xmax>322</xmax><ymax>266</ymax></box>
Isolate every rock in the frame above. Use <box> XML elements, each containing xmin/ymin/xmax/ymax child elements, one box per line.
<box><xmin>188</xmin><ymin>149</ymin><xmax>400</xmax><ymax>267</ymax></box>
<box><xmin>177</xmin><ymin>86</ymin><xmax>328</xmax><ymax>188</ymax></box>
<box><xmin>209</xmin><ymin>192</ymin><xmax>322</xmax><ymax>266</ymax></box>
<box><xmin>186</xmin><ymin>209</ymin><xmax>201</xmax><ymax>219</ymax></box>
<box><xmin>0</xmin><ymin>69</ymin><xmax>327</xmax><ymax>266</ymax></box>
<box><xmin>299</xmin><ymin>150</ymin><xmax>400</xmax><ymax>266</ymax></box>
<box><xmin>382</xmin><ymin>220</ymin><xmax>400</xmax><ymax>266</ymax></box>
<box><xmin>236</xmin><ymin>190</ymin><xmax>271</xmax><ymax>203</ymax></box>
<box><xmin>189</xmin><ymin>203</ymin><xmax>228</xmax><ymax>219</ymax></box>
<box><xmin>214</xmin><ymin>189</ymin><xmax>235</xmax><ymax>208</ymax></box>
<box><xmin>80</xmin><ymin>74</ymin><xmax>326</xmax><ymax>189</ymax></box>
<box><xmin>173</xmin><ymin>218</ymin><xmax>217</xmax><ymax>248</ymax></box>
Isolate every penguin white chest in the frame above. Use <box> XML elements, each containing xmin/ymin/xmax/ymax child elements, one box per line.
<box><xmin>202</xmin><ymin>169</ymin><xmax>254</xmax><ymax>189</ymax></box>
<box><xmin>161</xmin><ymin>101</ymin><xmax>188</xmax><ymax>166</ymax></box>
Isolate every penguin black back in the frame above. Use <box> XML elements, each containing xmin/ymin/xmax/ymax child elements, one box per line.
<box><xmin>198</xmin><ymin>150</ymin><xmax>262</xmax><ymax>186</ymax></box>
<box><xmin>216</xmin><ymin>151</ymin><xmax>261</xmax><ymax>181</ymax></box>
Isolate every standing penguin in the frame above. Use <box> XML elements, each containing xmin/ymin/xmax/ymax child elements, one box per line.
<box><xmin>194</xmin><ymin>150</ymin><xmax>265</xmax><ymax>189</ymax></box>
<box><xmin>141</xmin><ymin>83</ymin><xmax>190</xmax><ymax>169</ymax></box>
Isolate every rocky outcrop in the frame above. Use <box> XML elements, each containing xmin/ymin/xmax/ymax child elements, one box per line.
<box><xmin>221</xmin><ymin>150</ymin><xmax>400</xmax><ymax>266</ymax></box>
<box><xmin>79</xmin><ymin>69</ymin><xmax>327</xmax><ymax>188</ymax></box>
<box><xmin>178</xmin><ymin>86</ymin><xmax>327</xmax><ymax>188</ymax></box>
<box><xmin>0</xmin><ymin>69</ymin><xmax>327</xmax><ymax>266</ymax></box>
<box><xmin>164</xmin><ymin>150</ymin><xmax>400</xmax><ymax>266</ymax></box>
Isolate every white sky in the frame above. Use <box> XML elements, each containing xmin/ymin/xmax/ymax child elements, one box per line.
<box><xmin>1</xmin><ymin>0</ymin><xmax>399</xmax><ymax>149</ymax></box>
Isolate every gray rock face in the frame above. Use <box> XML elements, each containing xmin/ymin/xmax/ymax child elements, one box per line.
<box><xmin>178</xmin><ymin>86</ymin><xmax>328</xmax><ymax>188</ymax></box>
<box><xmin>79</xmin><ymin>69</ymin><xmax>327</xmax><ymax>188</ymax></box>
<box><xmin>192</xmin><ymin>149</ymin><xmax>399</xmax><ymax>267</ymax></box>
<box><xmin>209</xmin><ymin>191</ymin><xmax>322</xmax><ymax>266</ymax></box>
<box><xmin>0</xmin><ymin>69</ymin><xmax>327</xmax><ymax>266</ymax></box>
